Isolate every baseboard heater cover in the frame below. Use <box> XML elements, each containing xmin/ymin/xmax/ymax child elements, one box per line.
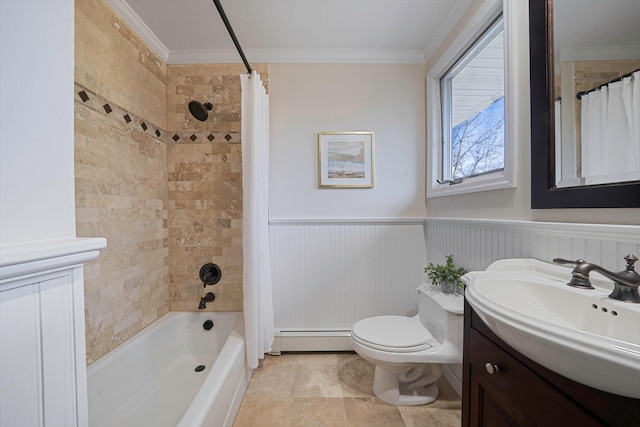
<box><xmin>271</xmin><ymin>329</ymin><xmax>353</xmax><ymax>354</ymax></box>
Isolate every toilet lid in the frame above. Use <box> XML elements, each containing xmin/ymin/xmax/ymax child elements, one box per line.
<box><xmin>351</xmin><ymin>316</ymin><xmax>433</xmax><ymax>352</ymax></box>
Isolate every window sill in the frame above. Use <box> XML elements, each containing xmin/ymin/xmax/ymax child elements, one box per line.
<box><xmin>427</xmin><ymin>172</ymin><xmax>515</xmax><ymax>198</ymax></box>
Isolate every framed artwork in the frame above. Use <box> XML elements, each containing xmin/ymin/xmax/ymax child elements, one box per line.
<box><xmin>318</xmin><ymin>131</ymin><xmax>375</xmax><ymax>188</ymax></box>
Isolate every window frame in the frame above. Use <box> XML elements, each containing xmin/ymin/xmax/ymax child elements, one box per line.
<box><xmin>426</xmin><ymin>0</ymin><xmax>517</xmax><ymax>198</ymax></box>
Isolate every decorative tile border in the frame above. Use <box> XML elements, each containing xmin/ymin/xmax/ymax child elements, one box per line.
<box><xmin>74</xmin><ymin>83</ymin><xmax>240</xmax><ymax>145</ymax></box>
<box><xmin>74</xmin><ymin>84</ymin><xmax>167</xmax><ymax>142</ymax></box>
<box><xmin>169</xmin><ymin>131</ymin><xmax>240</xmax><ymax>144</ymax></box>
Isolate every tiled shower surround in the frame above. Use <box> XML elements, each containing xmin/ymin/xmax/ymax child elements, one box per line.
<box><xmin>75</xmin><ymin>0</ymin><xmax>268</xmax><ymax>363</ymax></box>
<box><xmin>167</xmin><ymin>64</ymin><xmax>268</xmax><ymax>312</ymax></box>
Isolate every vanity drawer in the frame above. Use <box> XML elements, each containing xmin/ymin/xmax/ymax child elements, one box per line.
<box><xmin>468</xmin><ymin>329</ymin><xmax>604</xmax><ymax>427</ymax></box>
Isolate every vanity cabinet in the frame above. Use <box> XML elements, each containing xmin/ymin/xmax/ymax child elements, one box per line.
<box><xmin>462</xmin><ymin>300</ymin><xmax>640</xmax><ymax>427</ymax></box>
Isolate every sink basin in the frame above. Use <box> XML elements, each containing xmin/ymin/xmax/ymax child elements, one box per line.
<box><xmin>463</xmin><ymin>258</ymin><xmax>640</xmax><ymax>399</ymax></box>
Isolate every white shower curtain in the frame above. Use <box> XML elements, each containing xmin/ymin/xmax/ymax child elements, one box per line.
<box><xmin>241</xmin><ymin>71</ymin><xmax>274</xmax><ymax>369</ymax></box>
<box><xmin>581</xmin><ymin>71</ymin><xmax>640</xmax><ymax>181</ymax></box>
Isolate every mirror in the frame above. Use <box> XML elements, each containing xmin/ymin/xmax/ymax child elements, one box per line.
<box><xmin>530</xmin><ymin>0</ymin><xmax>640</xmax><ymax>208</ymax></box>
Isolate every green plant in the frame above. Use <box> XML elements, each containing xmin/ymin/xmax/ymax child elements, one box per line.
<box><xmin>424</xmin><ymin>255</ymin><xmax>468</xmax><ymax>288</ymax></box>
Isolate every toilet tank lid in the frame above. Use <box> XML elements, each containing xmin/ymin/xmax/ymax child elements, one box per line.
<box><xmin>417</xmin><ymin>283</ymin><xmax>464</xmax><ymax>314</ymax></box>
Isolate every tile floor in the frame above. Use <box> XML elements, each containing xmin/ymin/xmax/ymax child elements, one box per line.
<box><xmin>233</xmin><ymin>352</ymin><xmax>462</xmax><ymax>427</ymax></box>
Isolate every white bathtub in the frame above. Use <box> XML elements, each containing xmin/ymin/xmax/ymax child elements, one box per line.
<box><xmin>87</xmin><ymin>312</ymin><xmax>252</xmax><ymax>427</ymax></box>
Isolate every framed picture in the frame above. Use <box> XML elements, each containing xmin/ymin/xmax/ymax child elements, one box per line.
<box><xmin>318</xmin><ymin>131</ymin><xmax>375</xmax><ymax>188</ymax></box>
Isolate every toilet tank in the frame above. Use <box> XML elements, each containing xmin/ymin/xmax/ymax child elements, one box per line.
<box><xmin>417</xmin><ymin>284</ymin><xmax>464</xmax><ymax>348</ymax></box>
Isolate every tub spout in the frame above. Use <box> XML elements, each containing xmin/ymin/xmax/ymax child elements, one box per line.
<box><xmin>198</xmin><ymin>292</ymin><xmax>215</xmax><ymax>309</ymax></box>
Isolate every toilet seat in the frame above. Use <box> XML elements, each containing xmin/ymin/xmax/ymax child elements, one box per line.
<box><xmin>352</xmin><ymin>315</ymin><xmax>433</xmax><ymax>353</ymax></box>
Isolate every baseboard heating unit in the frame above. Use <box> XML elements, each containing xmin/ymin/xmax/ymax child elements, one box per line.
<box><xmin>270</xmin><ymin>329</ymin><xmax>353</xmax><ymax>354</ymax></box>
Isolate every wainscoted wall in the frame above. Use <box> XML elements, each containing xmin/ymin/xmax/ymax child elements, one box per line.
<box><xmin>269</xmin><ymin>219</ymin><xmax>427</xmax><ymax>332</ymax></box>
<box><xmin>425</xmin><ymin>218</ymin><xmax>640</xmax><ymax>273</ymax></box>
<box><xmin>424</xmin><ymin>217</ymin><xmax>640</xmax><ymax>386</ymax></box>
<box><xmin>166</xmin><ymin>64</ymin><xmax>268</xmax><ymax>312</ymax></box>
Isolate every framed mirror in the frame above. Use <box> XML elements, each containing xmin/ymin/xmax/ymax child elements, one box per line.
<box><xmin>529</xmin><ymin>0</ymin><xmax>640</xmax><ymax>208</ymax></box>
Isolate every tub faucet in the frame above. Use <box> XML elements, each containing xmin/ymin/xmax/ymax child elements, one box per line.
<box><xmin>198</xmin><ymin>292</ymin><xmax>216</xmax><ymax>309</ymax></box>
<box><xmin>553</xmin><ymin>254</ymin><xmax>640</xmax><ymax>303</ymax></box>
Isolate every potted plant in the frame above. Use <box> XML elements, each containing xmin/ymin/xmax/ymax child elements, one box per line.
<box><xmin>424</xmin><ymin>255</ymin><xmax>468</xmax><ymax>293</ymax></box>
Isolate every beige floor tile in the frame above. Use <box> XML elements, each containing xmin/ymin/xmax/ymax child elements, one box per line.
<box><xmin>261</xmin><ymin>352</ymin><xmax>339</xmax><ymax>368</ymax></box>
<box><xmin>234</xmin><ymin>353</ymin><xmax>463</xmax><ymax>427</ymax></box>
<box><xmin>336</xmin><ymin>354</ymin><xmax>375</xmax><ymax>397</ymax></box>
<box><xmin>244</xmin><ymin>363</ymin><xmax>298</xmax><ymax>399</ymax></box>
<box><xmin>398</xmin><ymin>404</ymin><xmax>462</xmax><ymax>427</ymax></box>
<box><xmin>294</xmin><ymin>364</ymin><xmax>345</xmax><ymax>398</ymax></box>
<box><xmin>344</xmin><ymin>397</ymin><xmax>406</xmax><ymax>427</ymax></box>
<box><xmin>232</xmin><ymin>397</ymin><xmax>294</xmax><ymax>427</ymax></box>
<box><xmin>290</xmin><ymin>398</ymin><xmax>348</xmax><ymax>427</ymax></box>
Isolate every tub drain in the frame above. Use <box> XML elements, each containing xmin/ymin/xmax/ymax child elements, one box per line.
<box><xmin>195</xmin><ymin>365</ymin><xmax>206</xmax><ymax>372</ymax></box>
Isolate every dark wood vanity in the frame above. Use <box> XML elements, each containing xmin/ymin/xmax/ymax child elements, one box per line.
<box><xmin>462</xmin><ymin>300</ymin><xmax>640</xmax><ymax>427</ymax></box>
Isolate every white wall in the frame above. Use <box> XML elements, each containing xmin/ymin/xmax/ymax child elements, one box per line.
<box><xmin>269</xmin><ymin>63</ymin><xmax>427</xmax><ymax>219</ymax></box>
<box><xmin>0</xmin><ymin>0</ymin><xmax>76</xmax><ymax>244</ymax></box>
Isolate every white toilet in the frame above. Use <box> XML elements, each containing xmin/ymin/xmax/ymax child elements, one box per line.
<box><xmin>350</xmin><ymin>284</ymin><xmax>464</xmax><ymax>406</ymax></box>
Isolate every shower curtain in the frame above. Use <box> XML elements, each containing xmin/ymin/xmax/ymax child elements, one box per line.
<box><xmin>581</xmin><ymin>70</ymin><xmax>640</xmax><ymax>181</ymax></box>
<box><xmin>241</xmin><ymin>71</ymin><xmax>274</xmax><ymax>369</ymax></box>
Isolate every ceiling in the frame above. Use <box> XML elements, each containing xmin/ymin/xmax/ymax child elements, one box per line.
<box><xmin>553</xmin><ymin>0</ymin><xmax>640</xmax><ymax>65</ymax></box>
<box><xmin>106</xmin><ymin>0</ymin><xmax>472</xmax><ymax>64</ymax></box>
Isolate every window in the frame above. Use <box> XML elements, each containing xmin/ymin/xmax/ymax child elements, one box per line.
<box><xmin>427</xmin><ymin>0</ymin><xmax>517</xmax><ymax>198</ymax></box>
<box><xmin>442</xmin><ymin>16</ymin><xmax>504</xmax><ymax>182</ymax></box>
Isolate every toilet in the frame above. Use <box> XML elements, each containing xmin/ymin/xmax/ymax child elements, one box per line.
<box><xmin>350</xmin><ymin>284</ymin><xmax>464</xmax><ymax>406</ymax></box>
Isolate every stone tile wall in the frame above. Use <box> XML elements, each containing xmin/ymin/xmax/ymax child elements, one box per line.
<box><xmin>75</xmin><ymin>85</ymin><xmax>170</xmax><ymax>364</ymax></box>
<box><xmin>166</xmin><ymin>64</ymin><xmax>268</xmax><ymax>312</ymax></box>
<box><xmin>75</xmin><ymin>0</ymin><xmax>169</xmax><ymax>363</ymax></box>
<box><xmin>75</xmin><ymin>0</ymin><xmax>167</xmax><ymax>129</ymax></box>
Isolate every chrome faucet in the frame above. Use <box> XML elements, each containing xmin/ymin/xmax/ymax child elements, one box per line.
<box><xmin>553</xmin><ymin>254</ymin><xmax>640</xmax><ymax>303</ymax></box>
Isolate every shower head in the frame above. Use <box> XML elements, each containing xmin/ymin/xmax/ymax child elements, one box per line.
<box><xmin>188</xmin><ymin>100</ymin><xmax>213</xmax><ymax>121</ymax></box>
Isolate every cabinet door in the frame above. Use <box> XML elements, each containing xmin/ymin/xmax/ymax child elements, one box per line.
<box><xmin>469</xmin><ymin>364</ymin><xmax>533</xmax><ymax>427</ymax></box>
<box><xmin>467</xmin><ymin>330</ymin><xmax>604</xmax><ymax>427</ymax></box>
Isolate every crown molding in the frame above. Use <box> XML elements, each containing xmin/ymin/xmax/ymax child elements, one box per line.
<box><xmin>105</xmin><ymin>0</ymin><xmax>468</xmax><ymax>65</ymax></box>
<box><xmin>168</xmin><ymin>48</ymin><xmax>427</xmax><ymax>64</ymax></box>
<box><xmin>423</xmin><ymin>0</ymin><xmax>473</xmax><ymax>61</ymax></box>
<box><xmin>104</xmin><ymin>0</ymin><xmax>170</xmax><ymax>62</ymax></box>
<box><xmin>559</xmin><ymin>45</ymin><xmax>640</xmax><ymax>62</ymax></box>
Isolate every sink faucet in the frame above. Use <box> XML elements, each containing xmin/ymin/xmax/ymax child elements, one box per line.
<box><xmin>198</xmin><ymin>292</ymin><xmax>216</xmax><ymax>309</ymax></box>
<box><xmin>553</xmin><ymin>254</ymin><xmax>640</xmax><ymax>303</ymax></box>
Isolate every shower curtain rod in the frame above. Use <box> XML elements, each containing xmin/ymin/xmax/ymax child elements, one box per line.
<box><xmin>576</xmin><ymin>67</ymin><xmax>640</xmax><ymax>100</ymax></box>
<box><xmin>212</xmin><ymin>0</ymin><xmax>253</xmax><ymax>75</ymax></box>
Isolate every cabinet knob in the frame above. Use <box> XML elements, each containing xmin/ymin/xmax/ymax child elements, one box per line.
<box><xmin>485</xmin><ymin>363</ymin><xmax>500</xmax><ymax>374</ymax></box>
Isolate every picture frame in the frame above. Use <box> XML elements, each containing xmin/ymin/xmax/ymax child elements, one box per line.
<box><xmin>318</xmin><ymin>131</ymin><xmax>375</xmax><ymax>188</ymax></box>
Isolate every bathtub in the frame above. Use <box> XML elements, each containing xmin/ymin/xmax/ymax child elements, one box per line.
<box><xmin>87</xmin><ymin>312</ymin><xmax>252</xmax><ymax>427</ymax></box>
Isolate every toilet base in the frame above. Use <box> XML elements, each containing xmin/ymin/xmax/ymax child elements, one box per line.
<box><xmin>372</xmin><ymin>364</ymin><xmax>441</xmax><ymax>406</ymax></box>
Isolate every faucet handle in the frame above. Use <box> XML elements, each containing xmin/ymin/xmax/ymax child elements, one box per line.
<box><xmin>624</xmin><ymin>254</ymin><xmax>638</xmax><ymax>271</ymax></box>
<box><xmin>552</xmin><ymin>258</ymin><xmax>586</xmax><ymax>266</ymax></box>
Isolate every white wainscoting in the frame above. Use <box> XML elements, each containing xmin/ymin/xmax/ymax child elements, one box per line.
<box><xmin>269</xmin><ymin>218</ymin><xmax>427</xmax><ymax>352</ymax></box>
<box><xmin>424</xmin><ymin>218</ymin><xmax>640</xmax><ymax>272</ymax></box>
<box><xmin>424</xmin><ymin>217</ymin><xmax>640</xmax><ymax>392</ymax></box>
<box><xmin>0</xmin><ymin>238</ymin><xmax>105</xmax><ymax>427</ymax></box>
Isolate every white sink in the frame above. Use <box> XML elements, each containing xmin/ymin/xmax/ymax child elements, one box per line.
<box><xmin>463</xmin><ymin>258</ymin><xmax>640</xmax><ymax>399</ymax></box>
